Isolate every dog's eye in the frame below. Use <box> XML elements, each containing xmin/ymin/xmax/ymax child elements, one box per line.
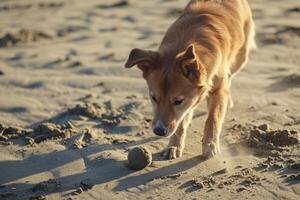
<box><xmin>174</xmin><ymin>98</ymin><xmax>184</xmax><ymax>106</ymax></box>
<box><xmin>151</xmin><ymin>95</ymin><xmax>157</xmax><ymax>103</ymax></box>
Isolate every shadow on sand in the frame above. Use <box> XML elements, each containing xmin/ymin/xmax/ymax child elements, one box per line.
<box><xmin>114</xmin><ymin>155</ymin><xmax>205</xmax><ymax>191</ymax></box>
<box><xmin>0</xmin><ymin>144</ymin><xmax>205</xmax><ymax>198</ymax></box>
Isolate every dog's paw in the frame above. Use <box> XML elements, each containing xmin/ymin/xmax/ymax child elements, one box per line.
<box><xmin>202</xmin><ymin>142</ymin><xmax>220</xmax><ymax>158</ymax></box>
<box><xmin>162</xmin><ymin>146</ymin><xmax>183</xmax><ymax>160</ymax></box>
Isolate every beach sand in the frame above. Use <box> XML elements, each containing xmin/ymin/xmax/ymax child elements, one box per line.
<box><xmin>0</xmin><ymin>0</ymin><xmax>299</xmax><ymax>199</ymax></box>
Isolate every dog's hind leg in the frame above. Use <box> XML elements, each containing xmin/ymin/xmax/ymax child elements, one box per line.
<box><xmin>230</xmin><ymin>18</ymin><xmax>255</xmax><ymax>76</ymax></box>
<box><xmin>228</xmin><ymin>19</ymin><xmax>255</xmax><ymax>109</ymax></box>
<box><xmin>163</xmin><ymin>110</ymin><xmax>194</xmax><ymax>159</ymax></box>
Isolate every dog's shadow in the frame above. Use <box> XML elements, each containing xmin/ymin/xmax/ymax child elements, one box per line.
<box><xmin>114</xmin><ymin>155</ymin><xmax>205</xmax><ymax>191</ymax></box>
<box><xmin>0</xmin><ymin>137</ymin><xmax>157</xmax><ymax>197</ymax></box>
<box><xmin>0</xmin><ymin>145</ymin><xmax>205</xmax><ymax>198</ymax></box>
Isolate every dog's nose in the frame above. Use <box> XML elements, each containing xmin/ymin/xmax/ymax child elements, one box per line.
<box><xmin>153</xmin><ymin>126</ymin><xmax>167</xmax><ymax>136</ymax></box>
<box><xmin>153</xmin><ymin>120</ymin><xmax>168</xmax><ymax>136</ymax></box>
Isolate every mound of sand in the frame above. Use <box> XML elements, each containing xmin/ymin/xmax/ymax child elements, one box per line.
<box><xmin>248</xmin><ymin>127</ymin><xmax>299</xmax><ymax>149</ymax></box>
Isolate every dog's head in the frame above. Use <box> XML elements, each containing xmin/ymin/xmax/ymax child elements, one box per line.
<box><xmin>125</xmin><ymin>44</ymin><xmax>208</xmax><ymax>137</ymax></box>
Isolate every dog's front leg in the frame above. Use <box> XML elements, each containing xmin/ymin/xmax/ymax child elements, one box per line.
<box><xmin>163</xmin><ymin>110</ymin><xmax>194</xmax><ymax>159</ymax></box>
<box><xmin>202</xmin><ymin>87</ymin><xmax>229</xmax><ymax>158</ymax></box>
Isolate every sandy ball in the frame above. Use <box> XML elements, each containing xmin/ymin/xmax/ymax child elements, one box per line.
<box><xmin>127</xmin><ymin>146</ymin><xmax>152</xmax><ymax>170</ymax></box>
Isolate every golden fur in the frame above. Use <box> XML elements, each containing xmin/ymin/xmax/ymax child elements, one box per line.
<box><xmin>125</xmin><ymin>0</ymin><xmax>255</xmax><ymax>159</ymax></box>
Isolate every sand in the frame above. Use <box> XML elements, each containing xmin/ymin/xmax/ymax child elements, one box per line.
<box><xmin>0</xmin><ymin>0</ymin><xmax>299</xmax><ymax>199</ymax></box>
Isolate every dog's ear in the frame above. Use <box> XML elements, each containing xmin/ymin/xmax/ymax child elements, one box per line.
<box><xmin>176</xmin><ymin>44</ymin><xmax>206</xmax><ymax>85</ymax></box>
<box><xmin>125</xmin><ymin>48</ymin><xmax>160</xmax><ymax>78</ymax></box>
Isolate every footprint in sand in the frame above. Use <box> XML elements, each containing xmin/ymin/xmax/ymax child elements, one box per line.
<box><xmin>166</xmin><ymin>8</ymin><xmax>182</xmax><ymax>17</ymax></box>
<box><xmin>258</xmin><ymin>26</ymin><xmax>300</xmax><ymax>45</ymax></box>
<box><xmin>266</xmin><ymin>73</ymin><xmax>300</xmax><ymax>92</ymax></box>
<box><xmin>97</xmin><ymin>0</ymin><xmax>131</xmax><ymax>9</ymax></box>
<box><xmin>56</xmin><ymin>25</ymin><xmax>88</xmax><ymax>37</ymax></box>
<box><xmin>0</xmin><ymin>29</ymin><xmax>53</xmax><ymax>48</ymax></box>
<box><xmin>286</xmin><ymin>7</ymin><xmax>300</xmax><ymax>13</ymax></box>
<box><xmin>0</xmin><ymin>2</ymin><xmax>64</xmax><ymax>11</ymax></box>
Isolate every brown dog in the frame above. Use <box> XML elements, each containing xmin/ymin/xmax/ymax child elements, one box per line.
<box><xmin>125</xmin><ymin>0</ymin><xmax>255</xmax><ymax>159</ymax></box>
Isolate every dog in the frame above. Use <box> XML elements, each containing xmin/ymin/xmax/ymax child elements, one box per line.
<box><xmin>125</xmin><ymin>0</ymin><xmax>255</xmax><ymax>159</ymax></box>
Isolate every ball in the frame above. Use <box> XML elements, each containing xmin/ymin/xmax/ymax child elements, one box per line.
<box><xmin>127</xmin><ymin>146</ymin><xmax>152</xmax><ymax>170</ymax></box>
